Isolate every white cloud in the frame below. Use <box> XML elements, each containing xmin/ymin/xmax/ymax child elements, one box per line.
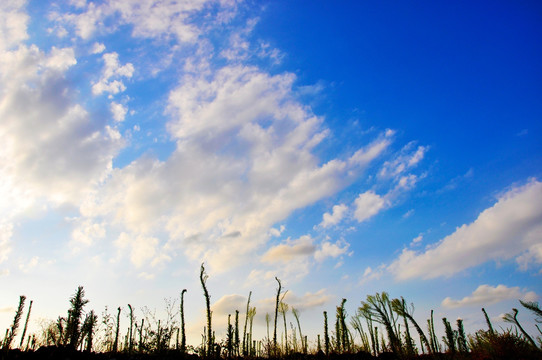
<box><xmin>18</xmin><ymin>256</ymin><xmax>39</xmax><ymax>273</ymax></box>
<box><xmin>0</xmin><ymin>43</ymin><xmax>123</xmax><ymax>213</ymax></box>
<box><xmin>269</xmin><ymin>225</ymin><xmax>285</xmax><ymax>237</ymax></box>
<box><xmin>46</xmin><ymin>46</ymin><xmax>77</xmax><ymax>71</ymax></box>
<box><xmin>359</xmin><ymin>265</ymin><xmax>385</xmax><ymax>285</ymax></box>
<box><xmin>319</xmin><ymin>204</ymin><xmax>347</xmax><ymax>228</ymax></box>
<box><xmin>56</xmin><ymin>0</ymin><xmax>235</xmax><ymax>43</ymax></box>
<box><xmin>262</xmin><ymin>236</ymin><xmax>316</xmax><ymax>263</ymax></box>
<box><xmin>92</xmin><ymin>52</ymin><xmax>134</xmax><ymax>96</ymax></box>
<box><xmin>353</xmin><ymin>190</ymin><xmax>387</xmax><ymax>223</ymax></box>
<box><xmin>282</xmin><ymin>289</ymin><xmax>332</xmax><ymax>310</ymax></box>
<box><xmin>71</xmin><ymin>219</ymin><xmax>106</xmax><ymax>248</ymax></box>
<box><xmin>110</xmin><ymin>102</ymin><xmax>127</xmax><ymax>122</ymax></box>
<box><xmin>389</xmin><ymin>180</ymin><xmax>542</xmax><ymax>280</ymax></box>
<box><xmin>348</xmin><ymin>133</ymin><xmax>393</xmax><ymax>167</ymax></box>
<box><xmin>115</xmin><ymin>232</ymin><xmax>159</xmax><ymax>268</ymax></box>
<box><xmin>63</xmin><ymin>1</ymin><xmax>106</xmax><ymax>39</ymax></box>
<box><xmin>379</xmin><ymin>143</ymin><xmax>428</xmax><ymax>179</ymax></box>
<box><xmin>0</xmin><ymin>222</ymin><xmax>13</xmax><ymax>264</ymax></box>
<box><xmin>410</xmin><ymin>234</ymin><xmax>423</xmax><ymax>247</ymax></box>
<box><xmin>0</xmin><ymin>1</ymin><xmax>29</xmax><ymax>51</ymax></box>
<box><xmin>91</xmin><ymin>42</ymin><xmax>105</xmax><ymax>54</ymax></box>
<box><xmin>246</xmin><ymin>269</ymin><xmax>276</xmax><ymax>285</ymax></box>
<box><xmin>81</xmin><ymin>65</ymin><xmax>387</xmax><ymax>275</ymax></box>
<box><xmin>442</xmin><ymin>284</ymin><xmax>539</xmax><ymax>308</ymax></box>
<box><xmin>516</xmin><ymin>243</ymin><xmax>542</xmax><ymax>271</ymax></box>
<box><xmin>258</xmin><ymin>289</ymin><xmax>332</xmax><ymax>314</ymax></box>
<box><xmin>211</xmin><ymin>294</ymin><xmax>248</xmax><ymax>315</ymax></box>
<box><xmin>314</xmin><ymin>239</ymin><xmax>350</xmax><ymax>262</ymax></box>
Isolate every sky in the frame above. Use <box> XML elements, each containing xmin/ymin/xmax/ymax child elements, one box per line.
<box><xmin>1</xmin><ymin>0</ymin><xmax>542</xmax><ymax>350</ymax></box>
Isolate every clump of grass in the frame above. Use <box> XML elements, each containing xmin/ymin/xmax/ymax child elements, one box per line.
<box><xmin>81</xmin><ymin>310</ymin><xmax>98</xmax><ymax>352</ymax></box>
<box><xmin>391</xmin><ymin>297</ymin><xmax>430</xmax><ymax>355</ymax></box>
<box><xmin>66</xmin><ymin>286</ymin><xmax>89</xmax><ymax>348</ymax></box>
<box><xmin>335</xmin><ymin>298</ymin><xmax>349</xmax><ymax>353</ymax></box>
<box><xmin>442</xmin><ymin>317</ymin><xmax>456</xmax><ymax>355</ymax></box>
<box><xmin>359</xmin><ymin>292</ymin><xmax>401</xmax><ymax>356</ymax></box>
<box><xmin>469</xmin><ymin>328</ymin><xmax>540</xmax><ymax>359</ymax></box>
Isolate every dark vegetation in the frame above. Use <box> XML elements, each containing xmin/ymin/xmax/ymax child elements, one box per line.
<box><xmin>2</xmin><ymin>264</ymin><xmax>541</xmax><ymax>360</ymax></box>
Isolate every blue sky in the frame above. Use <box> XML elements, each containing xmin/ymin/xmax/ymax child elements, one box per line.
<box><xmin>1</xmin><ymin>0</ymin><xmax>541</xmax><ymax>349</ymax></box>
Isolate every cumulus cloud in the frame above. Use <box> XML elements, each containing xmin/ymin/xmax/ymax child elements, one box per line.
<box><xmin>91</xmin><ymin>42</ymin><xmax>105</xmax><ymax>54</ymax></box>
<box><xmin>110</xmin><ymin>102</ymin><xmax>128</xmax><ymax>122</ymax></box>
<box><xmin>269</xmin><ymin>225</ymin><xmax>285</xmax><ymax>237</ymax></box>
<box><xmin>389</xmin><ymin>180</ymin><xmax>542</xmax><ymax>280</ymax></box>
<box><xmin>0</xmin><ymin>42</ymin><xmax>123</xmax><ymax>212</ymax></box>
<box><xmin>0</xmin><ymin>1</ymin><xmax>29</xmax><ymax>51</ymax></box>
<box><xmin>442</xmin><ymin>284</ymin><xmax>538</xmax><ymax>308</ymax></box>
<box><xmin>282</xmin><ymin>289</ymin><xmax>332</xmax><ymax>310</ymax></box>
<box><xmin>115</xmin><ymin>232</ymin><xmax>159</xmax><ymax>268</ymax></box>
<box><xmin>211</xmin><ymin>294</ymin><xmax>248</xmax><ymax>315</ymax></box>
<box><xmin>353</xmin><ymin>190</ymin><xmax>387</xmax><ymax>223</ymax></box>
<box><xmin>262</xmin><ymin>236</ymin><xmax>316</xmax><ymax>263</ymax></box>
<box><xmin>92</xmin><ymin>52</ymin><xmax>134</xmax><ymax>96</ymax></box>
<box><xmin>319</xmin><ymin>204</ymin><xmax>347</xmax><ymax>228</ymax></box>
<box><xmin>314</xmin><ymin>239</ymin><xmax>350</xmax><ymax>262</ymax></box>
<box><xmin>71</xmin><ymin>219</ymin><xmax>106</xmax><ymax>248</ymax></box>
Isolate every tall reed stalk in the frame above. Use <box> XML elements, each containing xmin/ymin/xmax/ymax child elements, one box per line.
<box><xmin>4</xmin><ymin>295</ymin><xmax>26</xmax><ymax>350</ymax></box>
<box><xmin>273</xmin><ymin>277</ymin><xmax>281</xmax><ymax>355</ymax></box>
<box><xmin>242</xmin><ymin>291</ymin><xmax>252</xmax><ymax>356</ymax></box>
<box><xmin>128</xmin><ymin>304</ymin><xmax>134</xmax><ymax>354</ymax></box>
<box><xmin>200</xmin><ymin>263</ymin><xmax>212</xmax><ymax>357</ymax></box>
<box><xmin>323</xmin><ymin>311</ymin><xmax>330</xmax><ymax>355</ymax></box>
<box><xmin>113</xmin><ymin>307</ymin><xmax>121</xmax><ymax>352</ymax></box>
<box><xmin>180</xmin><ymin>289</ymin><xmax>187</xmax><ymax>353</ymax></box>
<box><xmin>19</xmin><ymin>300</ymin><xmax>32</xmax><ymax>349</ymax></box>
<box><xmin>292</xmin><ymin>308</ymin><xmax>305</xmax><ymax>353</ymax></box>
